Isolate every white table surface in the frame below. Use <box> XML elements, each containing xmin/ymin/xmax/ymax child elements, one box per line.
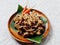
<box><xmin>0</xmin><ymin>0</ymin><xmax>60</xmax><ymax>45</ymax></box>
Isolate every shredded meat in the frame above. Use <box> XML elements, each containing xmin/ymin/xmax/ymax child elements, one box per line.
<box><xmin>13</xmin><ymin>10</ymin><xmax>45</xmax><ymax>38</ymax></box>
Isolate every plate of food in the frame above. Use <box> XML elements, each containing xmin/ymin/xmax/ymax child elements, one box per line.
<box><xmin>8</xmin><ymin>4</ymin><xmax>50</xmax><ymax>43</ymax></box>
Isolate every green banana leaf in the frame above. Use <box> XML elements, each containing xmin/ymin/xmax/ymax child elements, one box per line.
<box><xmin>17</xmin><ymin>4</ymin><xmax>23</xmax><ymax>13</ymax></box>
<box><xmin>10</xmin><ymin>4</ymin><xmax>45</xmax><ymax>43</ymax></box>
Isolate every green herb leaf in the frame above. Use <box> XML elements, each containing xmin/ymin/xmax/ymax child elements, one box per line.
<box><xmin>17</xmin><ymin>4</ymin><xmax>23</xmax><ymax>13</ymax></box>
<box><xmin>27</xmin><ymin>35</ymin><xmax>43</xmax><ymax>43</ymax></box>
<box><xmin>11</xmin><ymin>21</ymin><xmax>18</xmax><ymax>32</ymax></box>
<box><xmin>40</xmin><ymin>17</ymin><xmax>47</xmax><ymax>25</ymax></box>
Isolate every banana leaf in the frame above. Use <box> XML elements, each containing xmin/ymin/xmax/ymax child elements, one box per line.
<box><xmin>10</xmin><ymin>4</ymin><xmax>44</xmax><ymax>43</ymax></box>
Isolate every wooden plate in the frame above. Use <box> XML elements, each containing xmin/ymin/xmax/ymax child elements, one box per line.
<box><xmin>8</xmin><ymin>9</ymin><xmax>50</xmax><ymax>43</ymax></box>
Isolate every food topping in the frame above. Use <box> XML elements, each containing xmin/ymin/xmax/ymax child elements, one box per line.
<box><xmin>13</xmin><ymin>9</ymin><xmax>45</xmax><ymax>38</ymax></box>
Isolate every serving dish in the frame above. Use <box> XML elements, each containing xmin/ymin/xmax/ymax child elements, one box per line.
<box><xmin>8</xmin><ymin>5</ymin><xmax>50</xmax><ymax>43</ymax></box>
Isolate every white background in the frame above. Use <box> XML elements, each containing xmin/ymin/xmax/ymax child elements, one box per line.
<box><xmin>0</xmin><ymin>0</ymin><xmax>60</xmax><ymax>45</ymax></box>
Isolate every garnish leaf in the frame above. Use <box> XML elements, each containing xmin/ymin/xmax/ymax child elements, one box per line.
<box><xmin>40</xmin><ymin>17</ymin><xmax>47</xmax><ymax>25</ymax></box>
<box><xmin>17</xmin><ymin>4</ymin><xmax>23</xmax><ymax>13</ymax></box>
<box><xmin>27</xmin><ymin>34</ymin><xmax>43</xmax><ymax>43</ymax></box>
